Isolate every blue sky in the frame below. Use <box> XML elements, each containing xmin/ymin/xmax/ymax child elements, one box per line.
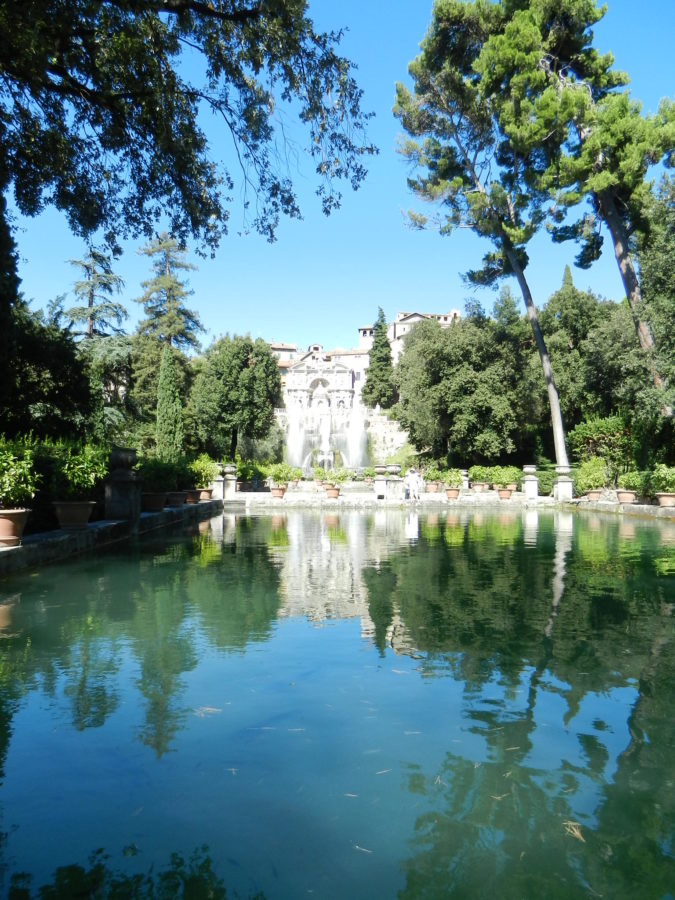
<box><xmin>11</xmin><ymin>0</ymin><xmax>675</xmax><ymax>353</ymax></box>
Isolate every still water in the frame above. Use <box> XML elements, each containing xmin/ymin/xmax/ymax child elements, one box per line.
<box><xmin>0</xmin><ymin>509</ymin><xmax>673</xmax><ymax>898</ymax></box>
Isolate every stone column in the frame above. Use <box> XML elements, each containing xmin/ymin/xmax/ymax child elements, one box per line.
<box><xmin>385</xmin><ymin>476</ymin><xmax>405</xmax><ymax>501</ymax></box>
<box><xmin>210</xmin><ymin>475</ymin><xmax>225</xmax><ymax>502</ymax></box>
<box><xmin>521</xmin><ymin>464</ymin><xmax>539</xmax><ymax>502</ymax></box>
<box><xmin>373</xmin><ymin>475</ymin><xmax>387</xmax><ymax>500</ymax></box>
<box><xmin>223</xmin><ymin>474</ymin><xmax>237</xmax><ymax>501</ymax></box>
<box><xmin>460</xmin><ymin>469</ymin><xmax>469</xmax><ymax>490</ymax></box>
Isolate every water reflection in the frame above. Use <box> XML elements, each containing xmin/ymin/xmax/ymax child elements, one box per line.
<box><xmin>0</xmin><ymin>510</ymin><xmax>672</xmax><ymax>898</ymax></box>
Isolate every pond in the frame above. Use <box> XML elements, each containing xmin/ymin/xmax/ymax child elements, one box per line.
<box><xmin>0</xmin><ymin>509</ymin><xmax>673</xmax><ymax>898</ymax></box>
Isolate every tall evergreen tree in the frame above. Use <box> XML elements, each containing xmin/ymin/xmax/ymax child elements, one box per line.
<box><xmin>361</xmin><ymin>308</ymin><xmax>396</xmax><ymax>409</ymax></box>
<box><xmin>394</xmin><ymin>0</ymin><xmax>570</xmax><ymax>467</ymax></box>
<box><xmin>66</xmin><ymin>248</ymin><xmax>126</xmax><ymax>339</ymax></box>
<box><xmin>155</xmin><ymin>345</ymin><xmax>184</xmax><ymax>462</ymax></box>
<box><xmin>135</xmin><ymin>234</ymin><xmax>203</xmax><ymax>352</ymax></box>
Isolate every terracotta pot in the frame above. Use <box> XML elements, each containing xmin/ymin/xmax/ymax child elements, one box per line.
<box><xmin>0</xmin><ymin>508</ymin><xmax>30</xmax><ymax>547</ymax></box>
<box><xmin>445</xmin><ymin>488</ymin><xmax>460</xmax><ymax>500</ymax></box>
<box><xmin>617</xmin><ymin>490</ymin><xmax>637</xmax><ymax>504</ymax></box>
<box><xmin>585</xmin><ymin>489</ymin><xmax>603</xmax><ymax>502</ymax></box>
<box><xmin>426</xmin><ymin>482</ymin><xmax>438</xmax><ymax>493</ymax></box>
<box><xmin>498</xmin><ymin>488</ymin><xmax>512</xmax><ymax>500</ymax></box>
<box><xmin>185</xmin><ymin>489</ymin><xmax>201</xmax><ymax>504</ymax></box>
<box><xmin>166</xmin><ymin>491</ymin><xmax>188</xmax><ymax>506</ymax></box>
<box><xmin>656</xmin><ymin>492</ymin><xmax>675</xmax><ymax>507</ymax></box>
<box><xmin>471</xmin><ymin>482</ymin><xmax>488</xmax><ymax>492</ymax></box>
<box><xmin>53</xmin><ymin>500</ymin><xmax>96</xmax><ymax>531</ymax></box>
<box><xmin>271</xmin><ymin>486</ymin><xmax>287</xmax><ymax>499</ymax></box>
<box><xmin>141</xmin><ymin>492</ymin><xmax>167</xmax><ymax>512</ymax></box>
<box><xmin>325</xmin><ymin>487</ymin><xmax>340</xmax><ymax>499</ymax></box>
<box><xmin>198</xmin><ymin>488</ymin><xmax>213</xmax><ymax>501</ymax></box>
<box><xmin>506</xmin><ymin>483</ymin><xmax>518</xmax><ymax>491</ymax></box>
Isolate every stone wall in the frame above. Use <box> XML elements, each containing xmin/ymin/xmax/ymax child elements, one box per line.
<box><xmin>366</xmin><ymin>410</ymin><xmax>408</xmax><ymax>463</ymax></box>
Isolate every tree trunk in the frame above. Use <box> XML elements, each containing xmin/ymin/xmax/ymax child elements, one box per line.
<box><xmin>503</xmin><ymin>241</ymin><xmax>570</xmax><ymax>468</ymax></box>
<box><xmin>595</xmin><ymin>188</ymin><xmax>668</xmax><ymax>397</ymax></box>
<box><xmin>229</xmin><ymin>428</ymin><xmax>238</xmax><ymax>462</ymax></box>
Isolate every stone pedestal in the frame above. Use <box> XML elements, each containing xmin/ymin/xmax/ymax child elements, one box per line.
<box><xmin>105</xmin><ymin>470</ymin><xmax>142</xmax><ymax>528</ymax></box>
<box><xmin>386</xmin><ymin>477</ymin><xmax>405</xmax><ymax>501</ymax></box>
<box><xmin>223</xmin><ymin>475</ymin><xmax>237</xmax><ymax>501</ymax></box>
<box><xmin>373</xmin><ymin>475</ymin><xmax>387</xmax><ymax>500</ymax></box>
<box><xmin>522</xmin><ymin>470</ymin><xmax>539</xmax><ymax>501</ymax></box>
<box><xmin>210</xmin><ymin>476</ymin><xmax>225</xmax><ymax>501</ymax></box>
<box><xmin>554</xmin><ymin>475</ymin><xmax>574</xmax><ymax>502</ymax></box>
<box><xmin>460</xmin><ymin>469</ymin><xmax>469</xmax><ymax>490</ymax></box>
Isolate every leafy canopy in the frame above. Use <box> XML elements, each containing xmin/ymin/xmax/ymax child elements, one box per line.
<box><xmin>0</xmin><ymin>0</ymin><xmax>376</xmax><ymax>253</ymax></box>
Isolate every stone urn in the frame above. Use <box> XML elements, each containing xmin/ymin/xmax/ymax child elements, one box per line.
<box><xmin>222</xmin><ymin>464</ymin><xmax>236</xmax><ymax>476</ymax></box>
<box><xmin>109</xmin><ymin>446</ymin><xmax>137</xmax><ymax>471</ymax></box>
<box><xmin>386</xmin><ymin>464</ymin><xmax>402</xmax><ymax>476</ymax></box>
<box><xmin>53</xmin><ymin>500</ymin><xmax>96</xmax><ymax>531</ymax></box>
<box><xmin>374</xmin><ymin>465</ymin><xmax>387</xmax><ymax>476</ymax></box>
<box><xmin>0</xmin><ymin>509</ymin><xmax>31</xmax><ymax>547</ymax></box>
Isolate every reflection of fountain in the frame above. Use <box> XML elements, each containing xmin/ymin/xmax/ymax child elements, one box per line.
<box><xmin>281</xmin><ymin>354</ymin><xmax>369</xmax><ymax>472</ymax></box>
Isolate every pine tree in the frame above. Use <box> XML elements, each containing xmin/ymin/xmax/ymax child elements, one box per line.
<box><xmin>362</xmin><ymin>308</ymin><xmax>396</xmax><ymax>409</ymax></box>
<box><xmin>135</xmin><ymin>234</ymin><xmax>203</xmax><ymax>352</ymax></box>
<box><xmin>66</xmin><ymin>248</ymin><xmax>126</xmax><ymax>338</ymax></box>
<box><xmin>155</xmin><ymin>346</ymin><xmax>184</xmax><ymax>462</ymax></box>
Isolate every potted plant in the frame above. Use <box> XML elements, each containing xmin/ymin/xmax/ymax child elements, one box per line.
<box><xmin>137</xmin><ymin>456</ymin><xmax>175</xmax><ymax>510</ymax></box>
<box><xmin>325</xmin><ymin>467</ymin><xmax>349</xmax><ymax>499</ymax></box>
<box><xmin>362</xmin><ymin>466</ymin><xmax>376</xmax><ymax>483</ymax></box>
<box><xmin>468</xmin><ymin>465</ymin><xmax>490</xmax><ymax>491</ymax></box>
<box><xmin>651</xmin><ymin>464</ymin><xmax>675</xmax><ymax>507</ymax></box>
<box><xmin>423</xmin><ymin>464</ymin><xmax>442</xmax><ymax>492</ymax></box>
<box><xmin>0</xmin><ymin>444</ymin><xmax>40</xmax><ymax>546</ymax></box>
<box><xmin>441</xmin><ymin>468</ymin><xmax>463</xmax><ymax>500</ymax></box>
<box><xmin>291</xmin><ymin>467</ymin><xmax>303</xmax><ymax>487</ymax></box>
<box><xmin>189</xmin><ymin>453</ymin><xmax>220</xmax><ymax>500</ymax></box>
<box><xmin>616</xmin><ymin>470</ymin><xmax>645</xmax><ymax>504</ymax></box>
<box><xmin>268</xmin><ymin>462</ymin><xmax>294</xmax><ymax>498</ymax></box>
<box><xmin>52</xmin><ymin>443</ymin><xmax>108</xmax><ymax>530</ymax></box>
<box><xmin>573</xmin><ymin>456</ymin><xmax>609</xmax><ymax>501</ymax></box>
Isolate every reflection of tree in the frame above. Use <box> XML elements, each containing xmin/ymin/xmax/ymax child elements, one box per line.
<box><xmin>8</xmin><ymin>845</ymin><xmax>244</xmax><ymax>899</ymax></box>
<box><xmin>185</xmin><ymin>521</ymin><xmax>281</xmax><ymax>653</ymax></box>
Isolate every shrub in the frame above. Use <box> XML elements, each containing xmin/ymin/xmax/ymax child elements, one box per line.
<box><xmin>568</xmin><ymin>416</ymin><xmax>631</xmax><ymax>482</ymax></box>
<box><xmin>362</xmin><ymin>467</ymin><xmax>376</xmax><ymax>479</ymax></box>
<box><xmin>51</xmin><ymin>443</ymin><xmax>109</xmax><ymax>500</ymax></box>
<box><xmin>0</xmin><ymin>442</ymin><xmax>40</xmax><ymax>508</ymax></box>
<box><xmin>468</xmin><ymin>464</ymin><xmax>490</xmax><ymax>484</ymax></box>
<box><xmin>651</xmin><ymin>464</ymin><xmax>675</xmax><ymax>494</ymax></box>
<box><xmin>137</xmin><ymin>456</ymin><xmax>180</xmax><ymax>491</ymax></box>
<box><xmin>423</xmin><ymin>463</ymin><xmax>442</xmax><ymax>482</ymax></box>
<box><xmin>291</xmin><ymin>468</ymin><xmax>304</xmax><ymax>482</ymax></box>
<box><xmin>441</xmin><ymin>468</ymin><xmax>463</xmax><ymax>488</ymax></box>
<box><xmin>330</xmin><ymin>467</ymin><xmax>350</xmax><ymax>484</ymax></box>
<box><xmin>536</xmin><ymin>468</ymin><xmax>555</xmax><ymax>497</ymax></box>
<box><xmin>573</xmin><ymin>457</ymin><xmax>609</xmax><ymax>494</ymax></box>
<box><xmin>188</xmin><ymin>453</ymin><xmax>220</xmax><ymax>488</ymax></box>
<box><xmin>268</xmin><ymin>462</ymin><xmax>294</xmax><ymax>485</ymax></box>
<box><xmin>617</xmin><ymin>470</ymin><xmax>649</xmax><ymax>494</ymax></box>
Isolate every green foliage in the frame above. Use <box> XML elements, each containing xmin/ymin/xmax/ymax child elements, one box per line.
<box><xmin>396</xmin><ymin>316</ymin><xmax>539</xmax><ymax>464</ymax></box>
<box><xmin>330</xmin><ymin>467</ymin><xmax>350</xmax><ymax>484</ymax></box>
<box><xmin>0</xmin><ymin>442</ymin><xmax>40</xmax><ymax>508</ymax></box>
<box><xmin>536</xmin><ymin>467</ymin><xmax>555</xmax><ymax>498</ymax></box>
<box><xmin>267</xmin><ymin>462</ymin><xmax>294</xmax><ymax>486</ymax></box>
<box><xmin>136</xmin><ymin>456</ymin><xmax>179</xmax><ymax>492</ymax></box>
<box><xmin>362</xmin><ymin>308</ymin><xmax>396</xmax><ymax>409</ymax></box>
<box><xmin>135</xmin><ymin>234</ymin><xmax>203</xmax><ymax>353</ymax></box>
<box><xmin>291</xmin><ymin>468</ymin><xmax>304</xmax><ymax>482</ymax></box>
<box><xmin>362</xmin><ymin>467</ymin><xmax>376</xmax><ymax>479</ymax></box>
<box><xmin>651</xmin><ymin>464</ymin><xmax>675</xmax><ymax>494</ymax></box>
<box><xmin>156</xmin><ymin>346</ymin><xmax>184</xmax><ymax>462</ymax></box>
<box><xmin>617</xmin><ymin>470</ymin><xmax>649</xmax><ymax>494</ymax></box>
<box><xmin>188</xmin><ymin>454</ymin><xmax>219</xmax><ymax>490</ymax></box>
<box><xmin>487</xmin><ymin>465</ymin><xmax>521</xmax><ymax>488</ymax></box>
<box><xmin>468</xmin><ymin>465</ymin><xmax>490</xmax><ymax>484</ymax></box>
<box><xmin>441</xmin><ymin>468</ymin><xmax>463</xmax><ymax>488</ymax></box>
<box><xmin>0</xmin><ymin>2</ymin><xmax>375</xmax><ymax>256</ymax></box>
<box><xmin>313</xmin><ymin>465</ymin><xmax>326</xmax><ymax>481</ymax></box>
<box><xmin>568</xmin><ymin>416</ymin><xmax>631</xmax><ymax>482</ymax></box>
<box><xmin>51</xmin><ymin>443</ymin><xmax>109</xmax><ymax>500</ymax></box>
<box><xmin>66</xmin><ymin>248</ymin><xmax>126</xmax><ymax>339</ymax></box>
<box><xmin>423</xmin><ymin>464</ymin><xmax>442</xmax><ymax>483</ymax></box>
<box><xmin>235</xmin><ymin>458</ymin><xmax>266</xmax><ymax>484</ymax></box>
<box><xmin>573</xmin><ymin>457</ymin><xmax>610</xmax><ymax>494</ymax></box>
<box><xmin>188</xmin><ymin>335</ymin><xmax>281</xmax><ymax>461</ymax></box>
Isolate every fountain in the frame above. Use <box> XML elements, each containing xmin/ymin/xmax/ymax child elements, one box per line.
<box><xmin>281</xmin><ymin>353</ymin><xmax>370</xmax><ymax>472</ymax></box>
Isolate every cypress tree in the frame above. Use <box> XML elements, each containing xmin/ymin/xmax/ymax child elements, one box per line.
<box><xmin>362</xmin><ymin>308</ymin><xmax>396</xmax><ymax>409</ymax></box>
<box><xmin>156</xmin><ymin>346</ymin><xmax>184</xmax><ymax>462</ymax></box>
